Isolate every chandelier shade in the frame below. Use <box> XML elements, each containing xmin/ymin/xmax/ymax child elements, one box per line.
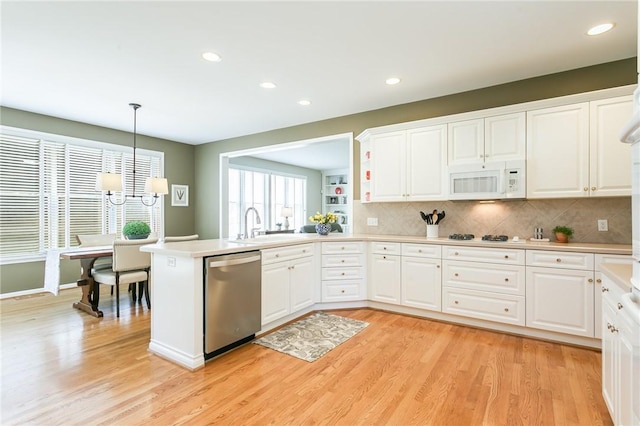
<box><xmin>95</xmin><ymin>172</ymin><xmax>123</xmax><ymax>192</ymax></box>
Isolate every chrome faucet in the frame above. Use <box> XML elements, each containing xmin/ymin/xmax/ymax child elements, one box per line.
<box><xmin>244</xmin><ymin>207</ymin><xmax>262</xmax><ymax>239</ymax></box>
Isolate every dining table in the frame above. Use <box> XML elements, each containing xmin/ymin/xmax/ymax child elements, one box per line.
<box><xmin>59</xmin><ymin>246</ymin><xmax>113</xmax><ymax>317</ymax></box>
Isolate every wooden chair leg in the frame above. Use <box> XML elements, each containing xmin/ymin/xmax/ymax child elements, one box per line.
<box><xmin>138</xmin><ymin>282</ymin><xmax>144</xmax><ymax>303</ymax></box>
<box><xmin>144</xmin><ymin>280</ymin><xmax>151</xmax><ymax>309</ymax></box>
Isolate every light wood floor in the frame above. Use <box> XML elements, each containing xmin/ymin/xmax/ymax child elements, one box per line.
<box><xmin>1</xmin><ymin>287</ymin><xmax>612</xmax><ymax>425</ymax></box>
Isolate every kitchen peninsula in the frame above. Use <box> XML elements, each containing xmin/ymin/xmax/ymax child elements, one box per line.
<box><xmin>142</xmin><ymin>234</ymin><xmax>631</xmax><ymax>370</ymax></box>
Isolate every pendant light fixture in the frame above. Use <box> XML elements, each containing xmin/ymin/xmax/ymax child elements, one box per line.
<box><xmin>95</xmin><ymin>103</ymin><xmax>168</xmax><ymax>206</ymax></box>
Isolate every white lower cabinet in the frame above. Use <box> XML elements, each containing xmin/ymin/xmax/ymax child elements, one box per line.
<box><xmin>261</xmin><ymin>244</ymin><xmax>315</xmax><ymax>325</ymax></box>
<box><xmin>369</xmin><ymin>242</ymin><xmax>401</xmax><ymax>304</ymax></box>
<box><xmin>601</xmin><ymin>274</ymin><xmax>637</xmax><ymax>426</ymax></box>
<box><xmin>321</xmin><ymin>241</ymin><xmax>366</xmax><ymax>302</ymax></box>
<box><xmin>525</xmin><ymin>250</ymin><xmax>595</xmax><ymax>337</ymax></box>
<box><xmin>442</xmin><ymin>245</ymin><xmax>525</xmax><ymax>326</ymax></box>
<box><xmin>401</xmin><ymin>244</ymin><xmax>442</xmax><ymax>311</ymax></box>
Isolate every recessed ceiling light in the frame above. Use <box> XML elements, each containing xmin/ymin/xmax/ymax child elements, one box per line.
<box><xmin>587</xmin><ymin>22</ymin><xmax>615</xmax><ymax>36</ymax></box>
<box><xmin>202</xmin><ymin>52</ymin><xmax>221</xmax><ymax>62</ymax></box>
<box><xmin>386</xmin><ymin>77</ymin><xmax>401</xmax><ymax>85</ymax></box>
<box><xmin>260</xmin><ymin>82</ymin><xmax>277</xmax><ymax>89</ymax></box>
<box><xmin>298</xmin><ymin>100</ymin><xmax>311</xmax><ymax>106</ymax></box>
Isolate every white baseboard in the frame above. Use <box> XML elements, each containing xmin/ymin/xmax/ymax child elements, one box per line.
<box><xmin>0</xmin><ymin>282</ymin><xmax>77</xmax><ymax>299</ymax></box>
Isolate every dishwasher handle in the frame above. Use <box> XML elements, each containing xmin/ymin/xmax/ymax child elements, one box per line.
<box><xmin>209</xmin><ymin>254</ymin><xmax>261</xmax><ymax>268</ymax></box>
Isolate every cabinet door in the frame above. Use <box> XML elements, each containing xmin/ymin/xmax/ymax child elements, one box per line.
<box><xmin>617</xmin><ymin>310</ymin><xmax>635</xmax><ymax>426</ymax></box>
<box><xmin>448</xmin><ymin>119</ymin><xmax>484</xmax><ymax>165</ymax></box>
<box><xmin>590</xmin><ymin>96</ymin><xmax>633</xmax><ymax>197</ymax></box>
<box><xmin>290</xmin><ymin>256</ymin><xmax>315</xmax><ymax>312</ymax></box>
<box><xmin>525</xmin><ymin>266</ymin><xmax>595</xmax><ymax>337</ymax></box>
<box><xmin>370</xmin><ymin>132</ymin><xmax>406</xmax><ymax>201</ymax></box>
<box><xmin>526</xmin><ymin>103</ymin><xmax>590</xmax><ymax>198</ymax></box>
<box><xmin>369</xmin><ymin>254</ymin><xmax>401</xmax><ymax>304</ymax></box>
<box><xmin>261</xmin><ymin>262</ymin><xmax>291</xmax><ymax>325</ymax></box>
<box><xmin>401</xmin><ymin>256</ymin><xmax>441</xmax><ymax>311</ymax></box>
<box><xmin>601</xmin><ymin>299</ymin><xmax>617</xmax><ymax>420</ymax></box>
<box><xmin>484</xmin><ymin>112</ymin><xmax>525</xmax><ymax>161</ymax></box>
<box><xmin>406</xmin><ymin>125</ymin><xmax>448</xmax><ymax>201</ymax></box>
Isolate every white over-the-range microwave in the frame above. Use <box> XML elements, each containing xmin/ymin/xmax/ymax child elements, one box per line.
<box><xmin>448</xmin><ymin>160</ymin><xmax>526</xmax><ymax>200</ymax></box>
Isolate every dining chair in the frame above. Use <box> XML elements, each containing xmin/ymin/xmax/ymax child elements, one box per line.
<box><xmin>91</xmin><ymin>238</ymin><xmax>158</xmax><ymax>317</ymax></box>
<box><xmin>76</xmin><ymin>233</ymin><xmax>117</xmax><ymax>271</ymax></box>
<box><xmin>163</xmin><ymin>234</ymin><xmax>199</xmax><ymax>242</ymax></box>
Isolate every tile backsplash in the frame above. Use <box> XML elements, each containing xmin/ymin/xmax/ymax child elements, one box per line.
<box><xmin>352</xmin><ymin>197</ymin><xmax>632</xmax><ymax>244</ymax></box>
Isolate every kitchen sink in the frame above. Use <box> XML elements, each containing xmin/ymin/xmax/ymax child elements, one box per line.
<box><xmin>226</xmin><ymin>234</ymin><xmax>307</xmax><ymax>245</ymax></box>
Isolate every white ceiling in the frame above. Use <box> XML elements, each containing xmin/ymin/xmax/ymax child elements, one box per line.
<box><xmin>1</xmin><ymin>1</ymin><xmax>637</xmax><ymax>148</ymax></box>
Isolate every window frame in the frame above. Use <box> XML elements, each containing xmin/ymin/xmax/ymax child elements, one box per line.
<box><xmin>0</xmin><ymin>125</ymin><xmax>165</xmax><ymax>265</ymax></box>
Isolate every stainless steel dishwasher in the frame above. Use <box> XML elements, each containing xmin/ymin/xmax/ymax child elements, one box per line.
<box><xmin>204</xmin><ymin>251</ymin><xmax>261</xmax><ymax>359</ymax></box>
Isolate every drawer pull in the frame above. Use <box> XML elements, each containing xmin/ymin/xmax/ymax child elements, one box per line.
<box><xmin>383</xmin><ymin>256</ymin><xmax>387</xmax><ymax>259</ymax></box>
<box><xmin>504</xmin><ymin>278</ymin><xmax>509</xmax><ymax>282</ymax></box>
<box><xmin>611</xmin><ymin>326</ymin><xmax>619</xmax><ymax>334</ymax></box>
<box><xmin>436</xmin><ymin>265</ymin><xmax>440</xmax><ymax>268</ymax></box>
<box><xmin>588</xmin><ymin>278</ymin><xmax>593</xmax><ymax>283</ymax></box>
<box><xmin>583</xmin><ymin>187</ymin><xmax>588</xmax><ymax>192</ymax></box>
<box><xmin>383</xmin><ymin>247</ymin><xmax>387</xmax><ymax>250</ymax></box>
<box><xmin>341</xmin><ymin>272</ymin><xmax>345</xmax><ymax>276</ymax></box>
<box><xmin>302</xmin><ymin>249</ymin><xmax>306</xmax><ymax>253</ymax></box>
<box><xmin>596</xmin><ymin>278</ymin><xmax>601</xmax><ymax>284</ymax></box>
<box><xmin>504</xmin><ymin>255</ymin><xmax>509</xmax><ymax>259</ymax></box>
<box><xmin>504</xmin><ymin>308</ymin><xmax>509</xmax><ymax>312</ymax></box>
<box><xmin>591</xmin><ymin>187</ymin><xmax>596</xmax><ymax>191</ymax></box>
<box><xmin>341</xmin><ymin>246</ymin><xmax>345</xmax><ymax>250</ymax></box>
<box><xmin>341</xmin><ymin>290</ymin><xmax>345</xmax><ymax>294</ymax></box>
<box><xmin>341</xmin><ymin>260</ymin><xmax>345</xmax><ymax>263</ymax></box>
<box><xmin>602</xmin><ymin>287</ymin><xmax>609</xmax><ymax>293</ymax></box>
<box><xmin>275</xmin><ymin>254</ymin><xmax>280</xmax><ymax>258</ymax></box>
<box><xmin>454</xmin><ymin>252</ymin><xmax>459</xmax><ymax>256</ymax></box>
<box><xmin>454</xmin><ymin>300</ymin><xmax>459</xmax><ymax>304</ymax></box>
<box><xmin>607</xmin><ymin>322</ymin><xmax>613</xmax><ymax>330</ymax></box>
<box><xmin>418</xmin><ymin>249</ymin><xmax>422</xmax><ymax>253</ymax></box>
<box><xmin>617</xmin><ymin>303</ymin><xmax>623</xmax><ymax>310</ymax></box>
<box><xmin>454</xmin><ymin>273</ymin><xmax>459</xmax><ymax>277</ymax></box>
<box><xmin>556</xmin><ymin>258</ymin><xmax>561</xmax><ymax>263</ymax></box>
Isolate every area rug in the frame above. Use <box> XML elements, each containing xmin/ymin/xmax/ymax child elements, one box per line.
<box><xmin>253</xmin><ymin>312</ymin><xmax>369</xmax><ymax>362</ymax></box>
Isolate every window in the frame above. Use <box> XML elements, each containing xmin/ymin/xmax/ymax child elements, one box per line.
<box><xmin>0</xmin><ymin>127</ymin><xmax>164</xmax><ymax>263</ymax></box>
<box><xmin>228</xmin><ymin>166</ymin><xmax>306</xmax><ymax>237</ymax></box>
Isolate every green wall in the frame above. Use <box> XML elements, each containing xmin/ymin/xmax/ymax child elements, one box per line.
<box><xmin>0</xmin><ymin>109</ymin><xmax>195</xmax><ymax>294</ymax></box>
<box><xmin>195</xmin><ymin>58</ymin><xmax>638</xmax><ymax>239</ymax></box>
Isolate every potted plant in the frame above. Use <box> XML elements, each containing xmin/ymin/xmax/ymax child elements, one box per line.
<box><xmin>275</xmin><ymin>223</ymin><xmax>282</xmax><ymax>231</ymax></box>
<box><xmin>122</xmin><ymin>221</ymin><xmax>151</xmax><ymax>240</ymax></box>
<box><xmin>308</xmin><ymin>211</ymin><xmax>337</xmax><ymax>235</ymax></box>
<box><xmin>552</xmin><ymin>225</ymin><xmax>574</xmax><ymax>243</ymax></box>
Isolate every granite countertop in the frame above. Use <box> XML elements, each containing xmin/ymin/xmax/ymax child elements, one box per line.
<box><xmin>140</xmin><ymin>233</ymin><xmax>632</xmax><ymax>258</ymax></box>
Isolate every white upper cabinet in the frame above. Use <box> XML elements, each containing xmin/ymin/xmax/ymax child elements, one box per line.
<box><xmin>589</xmin><ymin>96</ymin><xmax>633</xmax><ymax>197</ymax></box>
<box><xmin>527</xmin><ymin>97</ymin><xmax>633</xmax><ymax>199</ymax></box>
<box><xmin>368</xmin><ymin>125</ymin><xmax>447</xmax><ymax>202</ymax></box>
<box><xmin>448</xmin><ymin>113</ymin><xmax>525</xmax><ymax>165</ymax></box>
<box><xmin>526</xmin><ymin>103</ymin><xmax>590</xmax><ymax>198</ymax></box>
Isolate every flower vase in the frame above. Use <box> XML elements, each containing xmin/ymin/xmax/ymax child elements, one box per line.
<box><xmin>315</xmin><ymin>223</ymin><xmax>331</xmax><ymax>236</ymax></box>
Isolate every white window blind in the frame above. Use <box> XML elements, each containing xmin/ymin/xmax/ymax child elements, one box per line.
<box><xmin>0</xmin><ymin>128</ymin><xmax>164</xmax><ymax>263</ymax></box>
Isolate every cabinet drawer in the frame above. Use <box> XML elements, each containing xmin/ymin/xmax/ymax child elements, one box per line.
<box><xmin>443</xmin><ymin>245</ymin><xmax>524</xmax><ymax>265</ymax></box>
<box><xmin>322</xmin><ymin>241</ymin><xmax>364</xmax><ymax>254</ymax></box>
<box><xmin>262</xmin><ymin>243</ymin><xmax>314</xmax><ymax>265</ymax></box>
<box><xmin>370</xmin><ymin>241</ymin><xmax>401</xmax><ymax>255</ymax></box>
<box><xmin>322</xmin><ymin>253</ymin><xmax>365</xmax><ymax>268</ymax></box>
<box><xmin>321</xmin><ymin>266</ymin><xmax>364</xmax><ymax>281</ymax></box>
<box><xmin>526</xmin><ymin>250</ymin><xmax>594</xmax><ymax>270</ymax></box>
<box><xmin>443</xmin><ymin>260</ymin><xmax>525</xmax><ymax>295</ymax></box>
<box><xmin>322</xmin><ymin>280</ymin><xmax>365</xmax><ymax>302</ymax></box>
<box><xmin>601</xmin><ymin>275</ymin><xmax>628</xmax><ymax>310</ymax></box>
<box><xmin>402</xmin><ymin>243</ymin><xmax>441</xmax><ymax>258</ymax></box>
<box><xmin>442</xmin><ymin>287</ymin><xmax>525</xmax><ymax>326</ymax></box>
